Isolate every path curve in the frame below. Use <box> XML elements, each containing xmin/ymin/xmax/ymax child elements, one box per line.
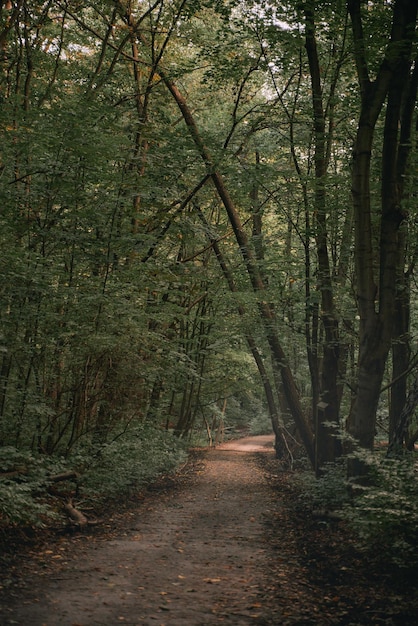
<box><xmin>1</xmin><ymin>435</ymin><xmax>281</xmax><ymax>626</ymax></box>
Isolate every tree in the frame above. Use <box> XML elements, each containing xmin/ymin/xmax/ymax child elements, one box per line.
<box><xmin>347</xmin><ymin>0</ymin><xmax>418</xmax><ymax>474</ymax></box>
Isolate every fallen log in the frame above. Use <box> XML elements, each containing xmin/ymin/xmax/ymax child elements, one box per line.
<box><xmin>0</xmin><ymin>468</ymin><xmax>28</xmax><ymax>479</ymax></box>
<box><xmin>48</xmin><ymin>471</ymin><xmax>79</xmax><ymax>483</ymax></box>
<box><xmin>64</xmin><ymin>500</ymin><xmax>88</xmax><ymax>527</ymax></box>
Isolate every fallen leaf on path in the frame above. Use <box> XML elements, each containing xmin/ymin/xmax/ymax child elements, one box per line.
<box><xmin>204</xmin><ymin>577</ymin><xmax>222</xmax><ymax>583</ymax></box>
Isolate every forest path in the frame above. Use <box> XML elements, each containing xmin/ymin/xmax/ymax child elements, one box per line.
<box><xmin>2</xmin><ymin>435</ymin><xmax>417</xmax><ymax>625</ymax></box>
<box><xmin>1</xmin><ymin>435</ymin><xmax>288</xmax><ymax>625</ymax></box>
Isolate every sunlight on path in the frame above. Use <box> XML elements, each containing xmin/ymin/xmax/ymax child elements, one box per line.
<box><xmin>217</xmin><ymin>434</ymin><xmax>275</xmax><ymax>452</ymax></box>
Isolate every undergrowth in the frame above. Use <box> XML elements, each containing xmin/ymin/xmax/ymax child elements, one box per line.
<box><xmin>294</xmin><ymin>448</ymin><xmax>418</xmax><ymax>570</ymax></box>
<box><xmin>0</xmin><ymin>426</ymin><xmax>187</xmax><ymax>527</ymax></box>
<box><xmin>75</xmin><ymin>425</ymin><xmax>188</xmax><ymax>503</ymax></box>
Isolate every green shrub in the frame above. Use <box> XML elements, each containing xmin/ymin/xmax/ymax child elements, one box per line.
<box><xmin>293</xmin><ymin>458</ymin><xmax>351</xmax><ymax>512</ymax></box>
<box><xmin>0</xmin><ymin>481</ymin><xmax>51</xmax><ymax>526</ymax></box>
<box><xmin>248</xmin><ymin>404</ymin><xmax>271</xmax><ymax>435</ymax></box>
<box><xmin>0</xmin><ymin>447</ymin><xmax>64</xmax><ymax>525</ymax></box>
<box><xmin>295</xmin><ymin>446</ymin><xmax>418</xmax><ymax>569</ymax></box>
<box><xmin>343</xmin><ymin>450</ymin><xmax>418</xmax><ymax>568</ymax></box>
<box><xmin>0</xmin><ymin>428</ymin><xmax>188</xmax><ymax>526</ymax></box>
<box><xmin>75</xmin><ymin>425</ymin><xmax>188</xmax><ymax>502</ymax></box>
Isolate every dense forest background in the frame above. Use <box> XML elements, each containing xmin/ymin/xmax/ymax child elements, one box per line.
<box><xmin>1</xmin><ymin>0</ymin><xmax>418</xmax><ymax>563</ymax></box>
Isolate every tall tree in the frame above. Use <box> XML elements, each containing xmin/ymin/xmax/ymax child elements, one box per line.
<box><xmin>347</xmin><ymin>0</ymin><xmax>418</xmax><ymax>473</ymax></box>
<box><xmin>304</xmin><ymin>1</ymin><xmax>346</xmax><ymax>470</ymax></box>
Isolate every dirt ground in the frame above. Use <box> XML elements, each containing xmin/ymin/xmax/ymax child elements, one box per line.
<box><xmin>0</xmin><ymin>435</ymin><xmax>417</xmax><ymax>625</ymax></box>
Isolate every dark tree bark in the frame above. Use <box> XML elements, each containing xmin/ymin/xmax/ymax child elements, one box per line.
<box><xmin>347</xmin><ymin>0</ymin><xmax>418</xmax><ymax>475</ymax></box>
<box><xmin>305</xmin><ymin>2</ymin><xmax>342</xmax><ymax>473</ymax></box>
<box><xmin>388</xmin><ymin>375</ymin><xmax>418</xmax><ymax>455</ymax></box>
<box><xmin>388</xmin><ymin>58</ymin><xmax>418</xmax><ymax>445</ymax></box>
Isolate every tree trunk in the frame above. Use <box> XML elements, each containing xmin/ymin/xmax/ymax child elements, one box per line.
<box><xmin>305</xmin><ymin>3</ymin><xmax>343</xmax><ymax>472</ymax></box>
<box><xmin>347</xmin><ymin>0</ymin><xmax>418</xmax><ymax>476</ymax></box>
<box><xmin>195</xmin><ymin>205</ymin><xmax>289</xmax><ymax>460</ymax></box>
<box><xmin>389</xmin><ymin>261</ymin><xmax>410</xmax><ymax>444</ymax></box>
<box><xmin>161</xmin><ymin>82</ymin><xmax>315</xmax><ymax>464</ymax></box>
<box><xmin>388</xmin><ymin>58</ymin><xmax>418</xmax><ymax>444</ymax></box>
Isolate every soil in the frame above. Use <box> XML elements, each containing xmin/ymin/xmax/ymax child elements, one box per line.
<box><xmin>0</xmin><ymin>434</ymin><xmax>417</xmax><ymax>625</ymax></box>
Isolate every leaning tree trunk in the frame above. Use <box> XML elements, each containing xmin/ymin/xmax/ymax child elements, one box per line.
<box><xmin>162</xmin><ymin>78</ymin><xmax>315</xmax><ymax>467</ymax></box>
<box><xmin>195</xmin><ymin>205</ymin><xmax>290</xmax><ymax>461</ymax></box>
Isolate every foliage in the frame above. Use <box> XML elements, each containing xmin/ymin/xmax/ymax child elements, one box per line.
<box><xmin>293</xmin><ymin>459</ymin><xmax>351</xmax><ymax>513</ymax></box>
<box><xmin>0</xmin><ymin>446</ymin><xmax>65</xmax><ymax>525</ymax></box>
<box><xmin>74</xmin><ymin>425</ymin><xmax>188</xmax><ymax>503</ymax></box>
<box><xmin>295</xmin><ymin>447</ymin><xmax>418</xmax><ymax>570</ymax></box>
<box><xmin>247</xmin><ymin>398</ymin><xmax>272</xmax><ymax>435</ymax></box>
<box><xmin>0</xmin><ymin>480</ymin><xmax>51</xmax><ymax>527</ymax></box>
<box><xmin>0</xmin><ymin>428</ymin><xmax>187</xmax><ymax>525</ymax></box>
<box><xmin>344</xmin><ymin>450</ymin><xmax>418</xmax><ymax>569</ymax></box>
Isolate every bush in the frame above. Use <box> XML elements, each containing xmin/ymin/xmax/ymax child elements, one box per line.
<box><xmin>0</xmin><ymin>447</ymin><xmax>64</xmax><ymax>525</ymax></box>
<box><xmin>294</xmin><ymin>447</ymin><xmax>418</xmax><ymax>570</ymax></box>
<box><xmin>249</xmin><ymin>410</ymin><xmax>272</xmax><ymax>435</ymax></box>
<box><xmin>293</xmin><ymin>458</ymin><xmax>351</xmax><ymax>512</ymax></box>
<box><xmin>0</xmin><ymin>481</ymin><xmax>51</xmax><ymax>526</ymax></box>
<box><xmin>74</xmin><ymin>425</ymin><xmax>188</xmax><ymax>503</ymax></box>
<box><xmin>343</xmin><ymin>450</ymin><xmax>418</xmax><ymax>569</ymax></box>
<box><xmin>0</xmin><ymin>427</ymin><xmax>188</xmax><ymax>526</ymax></box>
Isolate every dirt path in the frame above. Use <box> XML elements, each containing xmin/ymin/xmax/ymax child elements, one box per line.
<box><xmin>1</xmin><ymin>435</ymin><xmax>283</xmax><ymax>625</ymax></box>
<box><xmin>1</xmin><ymin>434</ymin><xmax>417</xmax><ymax>626</ymax></box>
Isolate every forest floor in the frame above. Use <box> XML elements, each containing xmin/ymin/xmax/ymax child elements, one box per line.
<box><xmin>0</xmin><ymin>434</ymin><xmax>417</xmax><ymax>625</ymax></box>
